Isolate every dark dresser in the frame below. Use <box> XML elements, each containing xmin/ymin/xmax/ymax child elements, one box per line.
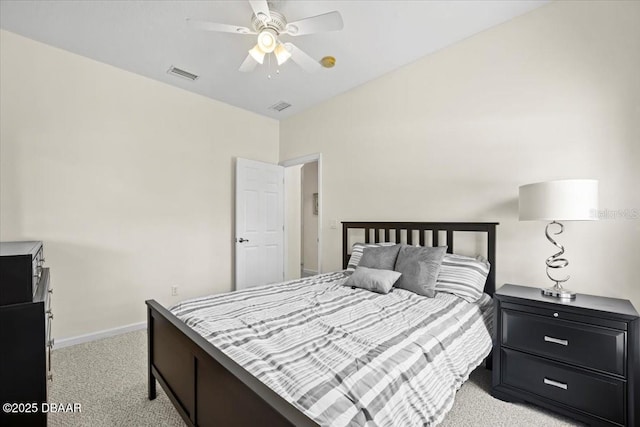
<box><xmin>0</xmin><ymin>241</ymin><xmax>53</xmax><ymax>427</ymax></box>
<box><xmin>492</xmin><ymin>284</ymin><xmax>639</xmax><ymax>427</ymax></box>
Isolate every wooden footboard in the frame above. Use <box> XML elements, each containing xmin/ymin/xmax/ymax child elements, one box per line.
<box><xmin>146</xmin><ymin>300</ymin><xmax>319</xmax><ymax>427</ymax></box>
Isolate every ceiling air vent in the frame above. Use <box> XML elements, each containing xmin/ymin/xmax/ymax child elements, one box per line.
<box><xmin>167</xmin><ymin>66</ymin><xmax>199</xmax><ymax>81</ymax></box>
<box><xmin>269</xmin><ymin>101</ymin><xmax>292</xmax><ymax>112</ymax></box>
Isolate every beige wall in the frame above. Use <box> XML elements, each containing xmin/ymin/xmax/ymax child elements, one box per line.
<box><xmin>302</xmin><ymin>162</ymin><xmax>319</xmax><ymax>273</ymax></box>
<box><xmin>0</xmin><ymin>30</ymin><xmax>279</xmax><ymax>339</ymax></box>
<box><xmin>280</xmin><ymin>1</ymin><xmax>640</xmax><ymax>307</ymax></box>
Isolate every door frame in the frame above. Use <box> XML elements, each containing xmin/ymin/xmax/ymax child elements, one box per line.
<box><xmin>280</xmin><ymin>153</ymin><xmax>323</xmax><ymax>276</ymax></box>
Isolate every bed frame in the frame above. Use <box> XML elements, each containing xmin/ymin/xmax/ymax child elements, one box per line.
<box><xmin>146</xmin><ymin>221</ymin><xmax>498</xmax><ymax>427</ymax></box>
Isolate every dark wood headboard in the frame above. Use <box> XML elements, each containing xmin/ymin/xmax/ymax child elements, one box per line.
<box><xmin>342</xmin><ymin>221</ymin><xmax>499</xmax><ymax>296</ymax></box>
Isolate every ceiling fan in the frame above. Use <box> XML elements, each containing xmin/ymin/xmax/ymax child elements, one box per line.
<box><xmin>187</xmin><ymin>0</ymin><xmax>343</xmax><ymax>73</ymax></box>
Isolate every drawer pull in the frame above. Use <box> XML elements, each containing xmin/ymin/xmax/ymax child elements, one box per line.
<box><xmin>544</xmin><ymin>336</ymin><xmax>568</xmax><ymax>346</ymax></box>
<box><xmin>544</xmin><ymin>378</ymin><xmax>567</xmax><ymax>390</ymax></box>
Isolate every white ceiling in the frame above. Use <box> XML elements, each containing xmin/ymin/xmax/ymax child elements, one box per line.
<box><xmin>0</xmin><ymin>0</ymin><xmax>548</xmax><ymax>120</ymax></box>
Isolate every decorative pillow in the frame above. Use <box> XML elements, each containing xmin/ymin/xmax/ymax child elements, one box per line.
<box><xmin>393</xmin><ymin>245</ymin><xmax>447</xmax><ymax>297</ymax></box>
<box><xmin>345</xmin><ymin>266</ymin><xmax>402</xmax><ymax>294</ymax></box>
<box><xmin>359</xmin><ymin>244</ymin><xmax>402</xmax><ymax>271</ymax></box>
<box><xmin>435</xmin><ymin>254</ymin><xmax>490</xmax><ymax>302</ymax></box>
<box><xmin>346</xmin><ymin>242</ymin><xmax>396</xmax><ymax>274</ymax></box>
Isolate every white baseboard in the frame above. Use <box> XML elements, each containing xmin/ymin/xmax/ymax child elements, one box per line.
<box><xmin>54</xmin><ymin>321</ymin><xmax>146</xmax><ymax>349</ymax></box>
<box><xmin>302</xmin><ymin>269</ymin><xmax>318</xmax><ymax>277</ymax></box>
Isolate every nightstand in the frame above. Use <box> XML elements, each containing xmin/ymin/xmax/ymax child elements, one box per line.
<box><xmin>492</xmin><ymin>284</ymin><xmax>639</xmax><ymax>426</ymax></box>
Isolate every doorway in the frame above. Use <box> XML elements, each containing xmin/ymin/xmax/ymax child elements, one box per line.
<box><xmin>300</xmin><ymin>161</ymin><xmax>319</xmax><ymax>277</ymax></box>
<box><xmin>281</xmin><ymin>154</ymin><xmax>322</xmax><ymax>281</ymax></box>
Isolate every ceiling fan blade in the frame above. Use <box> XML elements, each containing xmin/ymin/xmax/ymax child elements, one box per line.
<box><xmin>186</xmin><ymin>18</ymin><xmax>254</xmax><ymax>35</ymax></box>
<box><xmin>285</xmin><ymin>43</ymin><xmax>320</xmax><ymax>73</ymax></box>
<box><xmin>284</xmin><ymin>11</ymin><xmax>343</xmax><ymax>36</ymax></box>
<box><xmin>239</xmin><ymin>53</ymin><xmax>259</xmax><ymax>72</ymax></box>
<box><xmin>249</xmin><ymin>0</ymin><xmax>271</xmax><ymax>21</ymax></box>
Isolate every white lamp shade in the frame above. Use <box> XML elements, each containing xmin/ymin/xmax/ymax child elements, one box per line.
<box><xmin>248</xmin><ymin>45</ymin><xmax>265</xmax><ymax>64</ymax></box>
<box><xmin>519</xmin><ymin>179</ymin><xmax>598</xmax><ymax>221</ymax></box>
<box><xmin>274</xmin><ymin>43</ymin><xmax>291</xmax><ymax>65</ymax></box>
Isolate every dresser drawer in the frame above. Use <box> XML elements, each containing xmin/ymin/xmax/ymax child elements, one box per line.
<box><xmin>502</xmin><ymin>309</ymin><xmax>625</xmax><ymax>375</ymax></box>
<box><xmin>501</xmin><ymin>348</ymin><xmax>625</xmax><ymax>425</ymax></box>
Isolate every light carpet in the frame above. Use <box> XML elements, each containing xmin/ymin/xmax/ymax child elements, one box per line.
<box><xmin>49</xmin><ymin>330</ymin><xmax>581</xmax><ymax>426</ymax></box>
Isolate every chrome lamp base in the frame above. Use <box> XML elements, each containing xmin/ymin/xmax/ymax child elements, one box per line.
<box><xmin>541</xmin><ymin>284</ymin><xmax>576</xmax><ymax>300</ymax></box>
<box><xmin>541</xmin><ymin>221</ymin><xmax>576</xmax><ymax>300</ymax></box>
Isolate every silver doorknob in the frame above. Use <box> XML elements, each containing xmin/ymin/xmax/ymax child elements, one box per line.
<box><xmin>237</xmin><ymin>238</ymin><xmax>249</xmax><ymax>243</ymax></box>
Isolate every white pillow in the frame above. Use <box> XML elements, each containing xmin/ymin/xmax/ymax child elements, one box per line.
<box><xmin>435</xmin><ymin>253</ymin><xmax>490</xmax><ymax>302</ymax></box>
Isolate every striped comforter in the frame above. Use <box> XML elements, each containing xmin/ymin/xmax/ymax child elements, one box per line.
<box><xmin>171</xmin><ymin>272</ymin><xmax>493</xmax><ymax>426</ymax></box>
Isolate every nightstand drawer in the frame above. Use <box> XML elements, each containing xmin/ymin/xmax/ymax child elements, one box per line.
<box><xmin>502</xmin><ymin>349</ymin><xmax>625</xmax><ymax>425</ymax></box>
<box><xmin>502</xmin><ymin>309</ymin><xmax>625</xmax><ymax>375</ymax></box>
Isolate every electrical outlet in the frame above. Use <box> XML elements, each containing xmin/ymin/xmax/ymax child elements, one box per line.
<box><xmin>171</xmin><ymin>285</ymin><xmax>178</xmax><ymax>296</ymax></box>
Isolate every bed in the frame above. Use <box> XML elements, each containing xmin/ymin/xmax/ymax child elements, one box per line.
<box><xmin>146</xmin><ymin>221</ymin><xmax>498</xmax><ymax>427</ymax></box>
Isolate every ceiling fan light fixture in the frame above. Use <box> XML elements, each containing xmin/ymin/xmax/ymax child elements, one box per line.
<box><xmin>188</xmin><ymin>2</ymin><xmax>345</xmax><ymax>74</ymax></box>
<box><xmin>275</xmin><ymin>43</ymin><xmax>292</xmax><ymax>65</ymax></box>
<box><xmin>248</xmin><ymin>45</ymin><xmax>265</xmax><ymax>64</ymax></box>
<box><xmin>257</xmin><ymin>29</ymin><xmax>277</xmax><ymax>53</ymax></box>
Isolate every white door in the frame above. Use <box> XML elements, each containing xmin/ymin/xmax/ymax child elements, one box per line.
<box><xmin>235</xmin><ymin>158</ymin><xmax>284</xmax><ymax>290</ymax></box>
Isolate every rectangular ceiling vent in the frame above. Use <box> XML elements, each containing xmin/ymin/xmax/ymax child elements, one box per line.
<box><xmin>269</xmin><ymin>101</ymin><xmax>292</xmax><ymax>112</ymax></box>
<box><xmin>167</xmin><ymin>66</ymin><xmax>199</xmax><ymax>81</ymax></box>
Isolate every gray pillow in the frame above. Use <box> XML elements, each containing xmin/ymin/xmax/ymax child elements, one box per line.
<box><xmin>394</xmin><ymin>245</ymin><xmax>447</xmax><ymax>297</ymax></box>
<box><xmin>359</xmin><ymin>244</ymin><xmax>401</xmax><ymax>270</ymax></box>
<box><xmin>345</xmin><ymin>266</ymin><xmax>402</xmax><ymax>294</ymax></box>
<box><xmin>346</xmin><ymin>242</ymin><xmax>397</xmax><ymax>274</ymax></box>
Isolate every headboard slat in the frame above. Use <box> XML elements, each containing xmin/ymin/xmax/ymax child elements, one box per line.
<box><xmin>342</xmin><ymin>221</ymin><xmax>499</xmax><ymax>296</ymax></box>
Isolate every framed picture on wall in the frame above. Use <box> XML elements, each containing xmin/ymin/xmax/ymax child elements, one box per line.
<box><xmin>313</xmin><ymin>193</ymin><xmax>318</xmax><ymax>215</ymax></box>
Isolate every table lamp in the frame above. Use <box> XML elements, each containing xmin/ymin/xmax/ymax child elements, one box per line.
<box><xmin>519</xmin><ymin>179</ymin><xmax>598</xmax><ymax>299</ymax></box>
